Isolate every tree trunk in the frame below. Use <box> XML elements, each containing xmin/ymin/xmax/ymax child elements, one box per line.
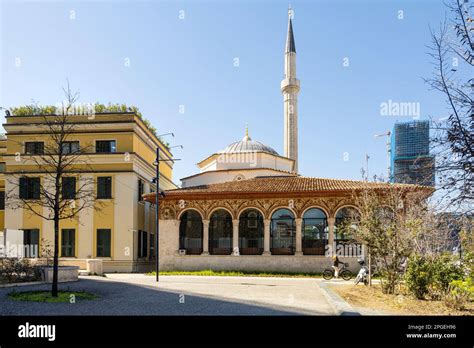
<box><xmin>368</xmin><ymin>248</ymin><xmax>372</xmax><ymax>287</ymax></box>
<box><xmin>52</xmin><ymin>210</ymin><xmax>60</xmax><ymax>297</ymax></box>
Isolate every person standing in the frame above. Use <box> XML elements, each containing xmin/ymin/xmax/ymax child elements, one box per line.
<box><xmin>332</xmin><ymin>255</ymin><xmax>341</xmax><ymax>278</ymax></box>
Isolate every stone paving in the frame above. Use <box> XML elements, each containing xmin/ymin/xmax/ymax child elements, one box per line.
<box><xmin>0</xmin><ymin>274</ymin><xmax>353</xmax><ymax>316</ymax></box>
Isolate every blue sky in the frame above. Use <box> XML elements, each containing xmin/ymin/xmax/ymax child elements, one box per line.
<box><xmin>0</xmin><ymin>0</ymin><xmax>449</xmax><ymax>184</ymax></box>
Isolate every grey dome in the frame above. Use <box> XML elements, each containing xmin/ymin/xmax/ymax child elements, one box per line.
<box><xmin>220</xmin><ymin>129</ymin><xmax>279</xmax><ymax>155</ymax></box>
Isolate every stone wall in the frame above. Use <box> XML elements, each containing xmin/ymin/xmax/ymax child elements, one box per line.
<box><xmin>161</xmin><ymin>254</ymin><xmax>360</xmax><ymax>273</ymax></box>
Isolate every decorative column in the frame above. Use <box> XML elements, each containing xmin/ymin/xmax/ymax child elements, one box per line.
<box><xmin>295</xmin><ymin>218</ymin><xmax>303</xmax><ymax>256</ymax></box>
<box><xmin>174</xmin><ymin>219</ymin><xmax>181</xmax><ymax>255</ymax></box>
<box><xmin>328</xmin><ymin>217</ymin><xmax>335</xmax><ymax>255</ymax></box>
<box><xmin>263</xmin><ymin>219</ymin><xmax>271</xmax><ymax>256</ymax></box>
<box><xmin>232</xmin><ymin>219</ymin><xmax>239</xmax><ymax>256</ymax></box>
<box><xmin>202</xmin><ymin>219</ymin><xmax>210</xmax><ymax>255</ymax></box>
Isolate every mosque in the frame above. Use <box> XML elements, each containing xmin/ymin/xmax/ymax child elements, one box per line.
<box><xmin>144</xmin><ymin>10</ymin><xmax>427</xmax><ymax>272</ymax></box>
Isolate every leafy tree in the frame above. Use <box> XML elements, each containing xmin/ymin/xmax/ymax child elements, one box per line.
<box><xmin>348</xmin><ymin>187</ymin><xmax>434</xmax><ymax>294</ymax></box>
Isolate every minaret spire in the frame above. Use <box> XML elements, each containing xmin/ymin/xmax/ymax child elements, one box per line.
<box><xmin>286</xmin><ymin>6</ymin><xmax>296</xmax><ymax>53</ymax></box>
<box><xmin>281</xmin><ymin>6</ymin><xmax>300</xmax><ymax>173</ymax></box>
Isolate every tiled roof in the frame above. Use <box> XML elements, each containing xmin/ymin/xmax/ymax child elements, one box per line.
<box><xmin>145</xmin><ymin>176</ymin><xmax>431</xmax><ymax>199</ymax></box>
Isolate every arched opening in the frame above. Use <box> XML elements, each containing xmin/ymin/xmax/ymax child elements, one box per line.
<box><xmin>270</xmin><ymin>208</ymin><xmax>295</xmax><ymax>255</ymax></box>
<box><xmin>209</xmin><ymin>209</ymin><xmax>233</xmax><ymax>255</ymax></box>
<box><xmin>179</xmin><ymin>210</ymin><xmax>203</xmax><ymax>255</ymax></box>
<box><xmin>335</xmin><ymin>207</ymin><xmax>360</xmax><ymax>247</ymax></box>
<box><xmin>239</xmin><ymin>209</ymin><xmax>264</xmax><ymax>255</ymax></box>
<box><xmin>302</xmin><ymin>208</ymin><xmax>328</xmax><ymax>255</ymax></box>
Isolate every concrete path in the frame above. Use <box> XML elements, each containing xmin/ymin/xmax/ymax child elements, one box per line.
<box><xmin>320</xmin><ymin>278</ymin><xmax>390</xmax><ymax>315</ymax></box>
<box><xmin>0</xmin><ymin>274</ymin><xmax>352</xmax><ymax>316</ymax></box>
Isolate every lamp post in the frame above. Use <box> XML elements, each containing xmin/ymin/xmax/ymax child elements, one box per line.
<box><xmin>374</xmin><ymin>131</ymin><xmax>392</xmax><ymax>181</ymax></box>
<box><xmin>153</xmin><ymin>136</ymin><xmax>182</xmax><ymax>282</ymax></box>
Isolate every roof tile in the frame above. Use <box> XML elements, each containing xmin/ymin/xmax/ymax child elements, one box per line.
<box><xmin>152</xmin><ymin>176</ymin><xmax>429</xmax><ymax>197</ymax></box>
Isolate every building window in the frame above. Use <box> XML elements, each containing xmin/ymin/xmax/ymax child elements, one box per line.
<box><xmin>19</xmin><ymin>177</ymin><xmax>40</xmax><ymax>200</ymax></box>
<box><xmin>138</xmin><ymin>179</ymin><xmax>144</xmax><ymax>202</ymax></box>
<box><xmin>138</xmin><ymin>230</ymin><xmax>147</xmax><ymax>258</ymax></box>
<box><xmin>335</xmin><ymin>207</ymin><xmax>361</xmax><ymax>248</ymax></box>
<box><xmin>96</xmin><ymin>229</ymin><xmax>111</xmax><ymax>257</ymax></box>
<box><xmin>25</xmin><ymin>142</ymin><xmax>44</xmax><ymax>155</ymax></box>
<box><xmin>23</xmin><ymin>229</ymin><xmax>39</xmax><ymax>258</ymax></box>
<box><xmin>61</xmin><ymin>229</ymin><xmax>76</xmax><ymax>257</ymax></box>
<box><xmin>209</xmin><ymin>209</ymin><xmax>232</xmax><ymax>255</ymax></box>
<box><xmin>270</xmin><ymin>208</ymin><xmax>295</xmax><ymax>255</ymax></box>
<box><xmin>0</xmin><ymin>191</ymin><xmax>4</xmax><ymax>210</ymax></box>
<box><xmin>179</xmin><ymin>210</ymin><xmax>203</xmax><ymax>255</ymax></box>
<box><xmin>62</xmin><ymin>141</ymin><xmax>80</xmax><ymax>154</ymax></box>
<box><xmin>97</xmin><ymin>177</ymin><xmax>112</xmax><ymax>199</ymax></box>
<box><xmin>96</xmin><ymin>140</ymin><xmax>116</xmax><ymax>153</ymax></box>
<box><xmin>239</xmin><ymin>209</ymin><xmax>264</xmax><ymax>255</ymax></box>
<box><xmin>62</xmin><ymin>177</ymin><xmax>76</xmax><ymax>200</ymax></box>
<box><xmin>302</xmin><ymin>208</ymin><xmax>328</xmax><ymax>255</ymax></box>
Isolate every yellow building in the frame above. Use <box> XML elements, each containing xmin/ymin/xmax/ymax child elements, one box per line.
<box><xmin>0</xmin><ymin>111</ymin><xmax>176</xmax><ymax>272</ymax></box>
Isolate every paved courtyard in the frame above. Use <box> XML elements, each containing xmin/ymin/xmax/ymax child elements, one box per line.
<box><xmin>0</xmin><ymin>274</ymin><xmax>360</xmax><ymax>316</ymax></box>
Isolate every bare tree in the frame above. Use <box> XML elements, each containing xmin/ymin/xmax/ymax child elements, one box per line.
<box><xmin>5</xmin><ymin>82</ymin><xmax>99</xmax><ymax>297</ymax></box>
<box><xmin>426</xmin><ymin>0</ymin><xmax>473</xmax><ymax>212</ymax></box>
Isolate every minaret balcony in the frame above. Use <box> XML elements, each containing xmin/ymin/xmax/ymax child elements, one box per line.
<box><xmin>280</xmin><ymin>78</ymin><xmax>300</xmax><ymax>93</ymax></box>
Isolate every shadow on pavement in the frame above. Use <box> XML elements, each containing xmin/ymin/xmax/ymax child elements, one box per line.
<box><xmin>0</xmin><ymin>278</ymin><xmax>328</xmax><ymax>316</ymax></box>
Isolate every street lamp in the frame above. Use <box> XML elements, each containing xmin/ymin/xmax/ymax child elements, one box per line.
<box><xmin>152</xmin><ymin>134</ymin><xmax>182</xmax><ymax>282</ymax></box>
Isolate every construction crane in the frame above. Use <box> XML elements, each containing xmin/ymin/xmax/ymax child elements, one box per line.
<box><xmin>374</xmin><ymin>131</ymin><xmax>391</xmax><ymax>182</ymax></box>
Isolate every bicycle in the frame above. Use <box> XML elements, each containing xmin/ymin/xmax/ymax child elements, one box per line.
<box><xmin>323</xmin><ymin>262</ymin><xmax>353</xmax><ymax>281</ymax></box>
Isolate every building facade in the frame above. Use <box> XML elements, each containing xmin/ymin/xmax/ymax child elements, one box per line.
<box><xmin>145</xmin><ymin>177</ymin><xmax>429</xmax><ymax>273</ymax></box>
<box><xmin>390</xmin><ymin>120</ymin><xmax>435</xmax><ymax>186</ymax></box>
<box><xmin>0</xmin><ymin>111</ymin><xmax>176</xmax><ymax>272</ymax></box>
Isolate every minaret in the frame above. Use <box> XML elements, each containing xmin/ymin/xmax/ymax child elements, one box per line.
<box><xmin>281</xmin><ymin>7</ymin><xmax>300</xmax><ymax>173</ymax></box>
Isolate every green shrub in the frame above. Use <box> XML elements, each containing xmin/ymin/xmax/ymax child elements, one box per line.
<box><xmin>0</xmin><ymin>258</ymin><xmax>43</xmax><ymax>283</ymax></box>
<box><xmin>9</xmin><ymin>102</ymin><xmax>168</xmax><ymax>147</ymax></box>
<box><xmin>444</xmin><ymin>279</ymin><xmax>474</xmax><ymax>310</ymax></box>
<box><xmin>405</xmin><ymin>255</ymin><xmax>433</xmax><ymax>299</ymax></box>
<box><xmin>429</xmin><ymin>254</ymin><xmax>465</xmax><ymax>299</ymax></box>
<box><xmin>405</xmin><ymin>254</ymin><xmax>467</xmax><ymax>300</ymax></box>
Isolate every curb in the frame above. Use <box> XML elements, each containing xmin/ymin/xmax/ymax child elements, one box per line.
<box><xmin>317</xmin><ymin>280</ymin><xmax>360</xmax><ymax>316</ymax></box>
<box><xmin>0</xmin><ymin>281</ymin><xmax>45</xmax><ymax>289</ymax></box>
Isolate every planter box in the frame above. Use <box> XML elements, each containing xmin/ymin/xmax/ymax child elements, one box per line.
<box><xmin>41</xmin><ymin>266</ymin><xmax>79</xmax><ymax>283</ymax></box>
<box><xmin>86</xmin><ymin>259</ymin><xmax>103</xmax><ymax>275</ymax></box>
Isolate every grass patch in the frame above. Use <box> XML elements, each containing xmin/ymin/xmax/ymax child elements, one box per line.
<box><xmin>147</xmin><ymin>269</ymin><xmax>323</xmax><ymax>278</ymax></box>
<box><xmin>8</xmin><ymin>290</ymin><xmax>97</xmax><ymax>303</ymax></box>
